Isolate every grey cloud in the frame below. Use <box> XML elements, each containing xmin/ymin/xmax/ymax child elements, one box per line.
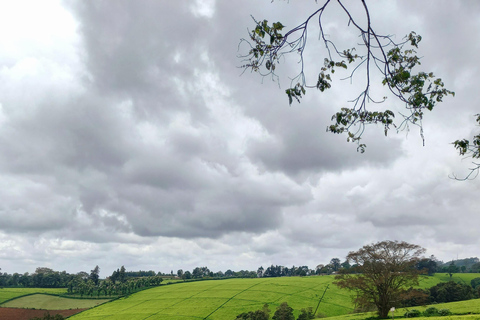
<box><xmin>0</xmin><ymin>0</ymin><xmax>479</xmax><ymax>274</ymax></box>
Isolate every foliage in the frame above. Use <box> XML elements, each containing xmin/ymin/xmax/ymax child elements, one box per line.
<box><xmin>429</xmin><ymin>281</ymin><xmax>475</xmax><ymax>303</ymax></box>
<box><xmin>297</xmin><ymin>307</ymin><xmax>315</xmax><ymax>320</ymax></box>
<box><xmin>404</xmin><ymin>309</ymin><xmax>421</xmax><ymax>318</ymax></box>
<box><xmin>438</xmin><ymin>308</ymin><xmax>452</xmax><ymax>316</ymax></box>
<box><xmin>261</xmin><ymin>265</ymin><xmax>312</xmax><ymax>277</ymax></box>
<box><xmin>239</xmin><ymin>1</ymin><xmax>453</xmax><ymax>152</ymax></box>
<box><xmin>400</xmin><ymin>288</ymin><xmax>429</xmax><ymax>308</ymax></box>
<box><xmin>89</xmin><ymin>266</ymin><xmax>100</xmax><ymax>285</ymax></box>
<box><xmin>273</xmin><ymin>302</ymin><xmax>295</xmax><ymax>320</ymax></box>
<box><xmin>236</xmin><ymin>304</ymin><xmax>270</xmax><ymax>320</ymax></box>
<box><xmin>471</xmin><ymin>277</ymin><xmax>480</xmax><ymax>289</ymax></box>
<box><xmin>453</xmin><ymin>114</ymin><xmax>480</xmax><ymax>179</ymax></box>
<box><xmin>29</xmin><ymin>313</ymin><xmax>65</xmax><ymax>320</ymax></box>
<box><xmin>334</xmin><ymin>240</ymin><xmax>425</xmax><ymax>318</ymax></box>
<box><xmin>447</xmin><ymin>262</ymin><xmax>459</xmax><ymax>279</ymax></box>
<box><xmin>423</xmin><ymin>307</ymin><xmax>439</xmax><ymax>317</ymax></box>
<box><xmin>416</xmin><ymin>256</ymin><xmax>438</xmax><ymax>276</ymax></box>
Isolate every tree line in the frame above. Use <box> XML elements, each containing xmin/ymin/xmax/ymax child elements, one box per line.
<box><xmin>1</xmin><ymin>255</ymin><xmax>473</xmax><ymax>289</ymax></box>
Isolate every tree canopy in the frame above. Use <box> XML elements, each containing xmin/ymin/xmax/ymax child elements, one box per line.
<box><xmin>239</xmin><ymin>0</ymin><xmax>480</xmax><ymax>177</ymax></box>
<box><xmin>334</xmin><ymin>240</ymin><xmax>425</xmax><ymax>318</ymax></box>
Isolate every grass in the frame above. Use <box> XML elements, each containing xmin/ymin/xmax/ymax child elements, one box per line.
<box><xmin>326</xmin><ymin>298</ymin><xmax>480</xmax><ymax>320</ymax></box>
<box><xmin>432</xmin><ymin>273</ymin><xmax>480</xmax><ymax>285</ymax></box>
<box><xmin>69</xmin><ymin>276</ymin><xmax>354</xmax><ymax>319</ymax></box>
<box><xmin>4</xmin><ymin>273</ymin><xmax>478</xmax><ymax>320</ymax></box>
<box><xmin>1</xmin><ymin>293</ymin><xmax>110</xmax><ymax>310</ymax></box>
<box><xmin>0</xmin><ymin>288</ymin><xmax>67</xmax><ymax>304</ymax></box>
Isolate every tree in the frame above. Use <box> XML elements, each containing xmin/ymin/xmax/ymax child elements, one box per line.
<box><xmin>416</xmin><ymin>255</ymin><xmax>437</xmax><ymax>276</ymax></box>
<box><xmin>119</xmin><ymin>266</ymin><xmax>126</xmax><ymax>283</ymax></box>
<box><xmin>272</xmin><ymin>302</ymin><xmax>295</xmax><ymax>320</ymax></box>
<box><xmin>429</xmin><ymin>281</ymin><xmax>475</xmax><ymax>303</ymax></box>
<box><xmin>329</xmin><ymin>258</ymin><xmax>341</xmax><ymax>272</ymax></box>
<box><xmin>334</xmin><ymin>240</ymin><xmax>425</xmax><ymax>318</ymax></box>
<box><xmin>89</xmin><ymin>265</ymin><xmax>100</xmax><ymax>285</ymax></box>
<box><xmin>239</xmin><ymin>1</ymin><xmax>459</xmax><ymax>159</ymax></box>
<box><xmin>297</xmin><ymin>307</ymin><xmax>315</xmax><ymax>320</ymax></box>
<box><xmin>177</xmin><ymin>269</ymin><xmax>183</xmax><ymax>278</ymax></box>
<box><xmin>236</xmin><ymin>304</ymin><xmax>270</xmax><ymax>320</ymax></box>
<box><xmin>447</xmin><ymin>262</ymin><xmax>458</xmax><ymax>279</ymax></box>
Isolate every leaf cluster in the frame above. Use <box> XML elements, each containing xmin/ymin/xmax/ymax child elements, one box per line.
<box><xmin>239</xmin><ymin>1</ymin><xmax>454</xmax><ymax>152</ymax></box>
<box><xmin>452</xmin><ymin>114</ymin><xmax>480</xmax><ymax>179</ymax></box>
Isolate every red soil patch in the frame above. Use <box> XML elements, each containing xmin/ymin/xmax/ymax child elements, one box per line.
<box><xmin>0</xmin><ymin>307</ymin><xmax>87</xmax><ymax>320</ymax></box>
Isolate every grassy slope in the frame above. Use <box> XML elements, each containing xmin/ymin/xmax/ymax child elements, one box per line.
<box><xmin>327</xmin><ymin>298</ymin><xmax>480</xmax><ymax>320</ymax></box>
<box><xmin>1</xmin><ymin>294</ymin><xmax>110</xmax><ymax>310</ymax></box>
<box><xmin>0</xmin><ymin>288</ymin><xmax>67</xmax><ymax>304</ymax></box>
<box><xmin>12</xmin><ymin>273</ymin><xmax>478</xmax><ymax>320</ymax></box>
<box><xmin>70</xmin><ymin>276</ymin><xmax>353</xmax><ymax>320</ymax></box>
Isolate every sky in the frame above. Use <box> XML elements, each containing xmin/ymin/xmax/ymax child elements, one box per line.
<box><xmin>0</xmin><ymin>0</ymin><xmax>479</xmax><ymax>277</ymax></box>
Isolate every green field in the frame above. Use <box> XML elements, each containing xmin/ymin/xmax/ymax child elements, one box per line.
<box><xmin>0</xmin><ymin>288</ymin><xmax>67</xmax><ymax>304</ymax></box>
<box><xmin>1</xmin><ymin>293</ymin><xmax>110</xmax><ymax>310</ymax></box>
<box><xmin>327</xmin><ymin>297</ymin><xmax>480</xmax><ymax>320</ymax></box>
<box><xmin>70</xmin><ymin>276</ymin><xmax>352</xmax><ymax>320</ymax></box>
<box><xmin>69</xmin><ymin>274</ymin><xmax>480</xmax><ymax>320</ymax></box>
<box><xmin>432</xmin><ymin>273</ymin><xmax>480</xmax><ymax>285</ymax></box>
<box><xmin>3</xmin><ymin>273</ymin><xmax>478</xmax><ymax>319</ymax></box>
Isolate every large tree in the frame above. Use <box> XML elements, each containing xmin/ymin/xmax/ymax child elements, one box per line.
<box><xmin>238</xmin><ymin>1</ymin><xmax>480</xmax><ymax>176</ymax></box>
<box><xmin>334</xmin><ymin>240</ymin><xmax>425</xmax><ymax>318</ymax></box>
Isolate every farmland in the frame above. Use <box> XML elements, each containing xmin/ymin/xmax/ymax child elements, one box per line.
<box><xmin>0</xmin><ymin>287</ymin><xmax>67</xmax><ymax>304</ymax></box>
<box><xmin>1</xmin><ymin>293</ymin><xmax>110</xmax><ymax>309</ymax></box>
<box><xmin>1</xmin><ymin>273</ymin><xmax>479</xmax><ymax>319</ymax></box>
<box><xmin>68</xmin><ymin>274</ymin><xmax>478</xmax><ymax>320</ymax></box>
<box><xmin>70</xmin><ymin>276</ymin><xmax>352</xmax><ymax>319</ymax></box>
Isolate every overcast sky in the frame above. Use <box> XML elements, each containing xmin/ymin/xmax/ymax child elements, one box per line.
<box><xmin>0</xmin><ymin>0</ymin><xmax>479</xmax><ymax>277</ymax></box>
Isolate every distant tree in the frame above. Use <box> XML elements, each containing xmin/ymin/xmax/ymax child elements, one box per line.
<box><xmin>110</xmin><ymin>269</ymin><xmax>119</xmax><ymax>283</ymax></box>
<box><xmin>334</xmin><ymin>240</ymin><xmax>425</xmax><ymax>318</ymax></box>
<box><xmin>471</xmin><ymin>262</ymin><xmax>480</xmax><ymax>273</ymax></box>
<box><xmin>429</xmin><ymin>281</ymin><xmax>475</xmax><ymax>303</ymax></box>
<box><xmin>256</xmin><ymin>267</ymin><xmax>264</xmax><ymax>278</ymax></box>
<box><xmin>236</xmin><ymin>304</ymin><xmax>270</xmax><ymax>320</ymax></box>
<box><xmin>272</xmin><ymin>302</ymin><xmax>295</xmax><ymax>320</ymax></box>
<box><xmin>89</xmin><ymin>265</ymin><xmax>100</xmax><ymax>285</ymax></box>
<box><xmin>119</xmin><ymin>266</ymin><xmax>126</xmax><ymax>283</ymax></box>
<box><xmin>341</xmin><ymin>261</ymin><xmax>351</xmax><ymax>270</ymax></box>
<box><xmin>329</xmin><ymin>258</ymin><xmax>341</xmax><ymax>272</ymax></box>
<box><xmin>471</xmin><ymin>277</ymin><xmax>480</xmax><ymax>289</ymax></box>
<box><xmin>183</xmin><ymin>270</ymin><xmax>192</xmax><ymax>280</ymax></box>
<box><xmin>177</xmin><ymin>269</ymin><xmax>183</xmax><ymax>278</ymax></box>
<box><xmin>416</xmin><ymin>255</ymin><xmax>437</xmax><ymax>276</ymax></box>
<box><xmin>447</xmin><ymin>262</ymin><xmax>458</xmax><ymax>279</ymax></box>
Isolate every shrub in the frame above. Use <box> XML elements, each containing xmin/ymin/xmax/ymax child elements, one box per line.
<box><xmin>423</xmin><ymin>307</ymin><xmax>439</xmax><ymax>317</ymax></box>
<box><xmin>297</xmin><ymin>307</ymin><xmax>315</xmax><ymax>320</ymax></box>
<box><xmin>438</xmin><ymin>309</ymin><xmax>451</xmax><ymax>316</ymax></box>
<box><xmin>471</xmin><ymin>277</ymin><xmax>480</xmax><ymax>289</ymax></box>
<box><xmin>404</xmin><ymin>309</ymin><xmax>421</xmax><ymax>318</ymax></box>
<box><xmin>272</xmin><ymin>302</ymin><xmax>295</xmax><ymax>320</ymax></box>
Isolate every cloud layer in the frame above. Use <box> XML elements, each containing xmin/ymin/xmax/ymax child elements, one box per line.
<box><xmin>0</xmin><ymin>0</ymin><xmax>478</xmax><ymax>276</ymax></box>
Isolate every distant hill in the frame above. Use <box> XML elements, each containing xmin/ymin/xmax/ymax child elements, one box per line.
<box><xmin>438</xmin><ymin>257</ymin><xmax>480</xmax><ymax>272</ymax></box>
